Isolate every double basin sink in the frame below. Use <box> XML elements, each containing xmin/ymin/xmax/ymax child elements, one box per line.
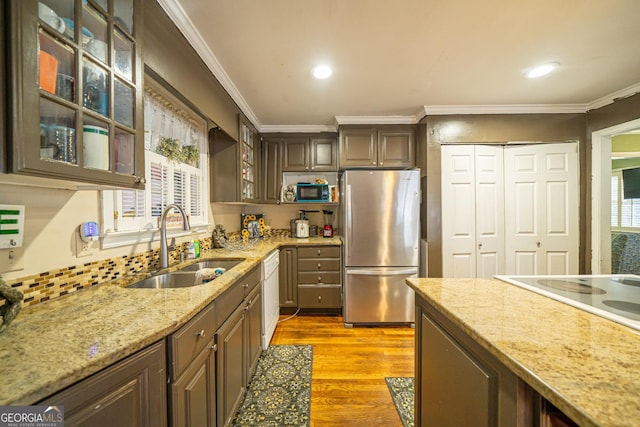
<box><xmin>128</xmin><ymin>258</ymin><xmax>244</xmax><ymax>289</ymax></box>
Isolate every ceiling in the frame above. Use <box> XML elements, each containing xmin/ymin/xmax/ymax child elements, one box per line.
<box><xmin>161</xmin><ymin>0</ymin><xmax>640</xmax><ymax>131</ymax></box>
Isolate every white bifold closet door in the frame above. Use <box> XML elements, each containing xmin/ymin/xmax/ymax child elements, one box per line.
<box><xmin>441</xmin><ymin>142</ymin><xmax>578</xmax><ymax>278</ymax></box>
<box><xmin>441</xmin><ymin>145</ymin><xmax>504</xmax><ymax>278</ymax></box>
<box><xmin>503</xmin><ymin>142</ymin><xmax>579</xmax><ymax>275</ymax></box>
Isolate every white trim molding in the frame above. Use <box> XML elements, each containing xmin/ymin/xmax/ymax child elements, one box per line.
<box><xmin>156</xmin><ymin>0</ymin><xmax>262</xmax><ymax>129</ymax></box>
<box><xmin>587</xmin><ymin>83</ymin><xmax>640</xmax><ymax>112</ymax></box>
<box><xmin>424</xmin><ymin>104</ymin><xmax>587</xmax><ymax>115</ymax></box>
<box><xmin>260</xmin><ymin>124</ymin><xmax>338</xmax><ymax>133</ymax></box>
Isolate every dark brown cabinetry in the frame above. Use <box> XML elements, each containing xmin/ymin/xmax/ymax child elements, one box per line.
<box><xmin>339</xmin><ymin>125</ymin><xmax>415</xmax><ymax>168</ymax></box>
<box><xmin>261</xmin><ymin>137</ymin><xmax>282</xmax><ymax>203</ymax></box>
<box><xmin>40</xmin><ymin>341</ymin><xmax>167</xmax><ymax>427</ymax></box>
<box><xmin>279</xmin><ymin>246</ymin><xmax>298</xmax><ymax>308</ymax></box>
<box><xmin>210</xmin><ymin>115</ymin><xmax>259</xmax><ymax>202</ymax></box>
<box><xmin>168</xmin><ymin>301</ymin><xmax>217</xmax><ymax>427</ymax></box>
<box><xmin>279</xmin><ymin>134</ymin><xmax>338</xmax><ymax>172</ymax></box>
<box><xmin>297</xmin><ymin>246</ymin><xmax>342</xmax><ymax>309</ymax></box>
<box><xmin>416</xmin><ymin>295</ymin><xmax>532</xmax><ymax>427</ymax></box>
<box><xmin>215</xmin><ymin>266</ymin><xmax>262</xmax><ymax>427</ymax></box>
<box><xmin>6</xmin><ymin>0</ymin><xmax>145</xmax><ymax>188</ymax></box>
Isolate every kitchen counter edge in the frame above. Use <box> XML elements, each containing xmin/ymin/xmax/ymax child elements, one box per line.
<box><xmin>406</xmin><ymin>277</ymin><xmax>640</xmax><ymax>427</ymax></box>
<box><xmin>0</xmin><ymin>236</ymin><xmax>342</xmax><ymax>405</ymax></box>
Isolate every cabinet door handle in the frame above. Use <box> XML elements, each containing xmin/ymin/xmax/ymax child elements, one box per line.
<box><xmin>244</xmin><ymin>283</ymin><xmax>249</xmax><ymax>289</ymax></box>
<box><xmin>372</xmin><ymin>161</ymin><xmax>376</xmax><ymax>165</ymax></box>
<box><xmin>196</xmin><ymin>329</ymin><xmax>206</xmax><ymax>338</ymax></box>
<box><xmin>380</xmin><ymin>162</ymin><xmax>383</xmax><ymax>166</ymax></box>
<box><xmin>209</xmin><ymin>344</ymin><xmax>217</xmax><ymax>352</ymax></box>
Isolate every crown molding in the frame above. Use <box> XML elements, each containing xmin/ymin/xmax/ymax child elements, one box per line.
<box><xmin>260</xmin><ymin>124</ymin><xmax>338</xmax><ymax>133</ymax></box>
<box><xmin>423</xmin><ymin>104</ymin><xmax>587</xmax><ymax>115</ymax></box>
<box><xmin>586</xmin><ymin>82</ymin><xmax>640</xmax><ymax>111</ymax></box>
<box><xmin>335</xmin><ymin>114</ymin><xmax>422</xmax><ymax>125</ymax></box>
<box><xmin>156</xmin><ymin>0</ymin><xmax>262</xmax><ymax>129</ymax></box>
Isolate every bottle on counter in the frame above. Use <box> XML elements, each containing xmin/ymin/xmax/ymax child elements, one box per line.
<box><xmin>187</xmin><ymin>240</ymin><xmax>197</xmax><ymax>259</ymax></box>
<box><xmin>194</xmin><ymin>239</ymin><xmax>201</xmax><ymax>258</ymax></box>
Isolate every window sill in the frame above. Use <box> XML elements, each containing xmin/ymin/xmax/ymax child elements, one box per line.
<box><xmin>101</xmin><ymin>223</ymin><xmax>212</xmax><ymax>249</ymax></box>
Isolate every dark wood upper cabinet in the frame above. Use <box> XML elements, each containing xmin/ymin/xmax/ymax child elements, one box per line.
<box><xmin>280</xmin><ymin>134</ymin><xmax>338</xmax><ymax>172</ymax></box>
<box><xmin>5</xmin><ymin>0</ymin><xmax>145</xmax><ymax>188</ymax></box>
<box><xmin>261</xmin><ymin>137</ymin><xmax>282</xmax><ymax>203</ymax></box>
<box><xmin>282</xmin><ymin>137</ymin><xmax>309</xmax><ymax>171</ymax></box>
<box><xmin>210</xmin><ymin>115</ymin><xmax>260</xmax><ymax>202</ymax></box>
<box><xmin>339</xmin><ymin>125</ymin><xmax>415</xmax><ymax>168</ymax></box>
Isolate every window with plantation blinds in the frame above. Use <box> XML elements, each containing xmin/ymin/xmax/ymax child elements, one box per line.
<box><xmin>611</xmin><ymin>170</ymin><xmax>640</xmax><ymax>230</ymax></box>
<box><xmin>103</xmin><ymin>80</ymin><xmax>207</xmax><ymax>233</ymax></box>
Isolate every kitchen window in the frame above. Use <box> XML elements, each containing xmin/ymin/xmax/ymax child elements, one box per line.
<box><xmin>611</xmin><ymin>170</ymin><xmax>640</xmax><ymax>230</ymax></box>
<box><xmin>101</xmin><ymin>79</ymin><xmax>208</xmax><ymax>247</ymax></box>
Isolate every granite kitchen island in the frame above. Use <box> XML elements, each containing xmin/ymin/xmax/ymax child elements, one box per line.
<box><xmin>406</xmin><ymin>277</ymin><xmax>640</xmax><ymax>427</ymax></box>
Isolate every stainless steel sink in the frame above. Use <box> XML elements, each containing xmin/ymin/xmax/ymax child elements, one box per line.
<box><xmin>177</xmin><ymin>258</ymin><xmax>244</xmax><ymax>272</ymax></box>
<box><xmin>128</xmin><ymin>258</ymin><xmax>245</xmax><ymax>289</ymax></box>
<box><xmin>128</xmin><ymin>272</ymin><xmax>200</xmax><ymax>289</ymax></box>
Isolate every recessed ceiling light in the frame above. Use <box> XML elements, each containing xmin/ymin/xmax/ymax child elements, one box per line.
<box><xmin>525</xmin><ymin>62</ymin><xmax>558</xmax><ymax>79</ymax></box>
<box><xmin>312</xmin><ymin>65</ymin><xmax>333</xmax><ymax>79</ymax></box>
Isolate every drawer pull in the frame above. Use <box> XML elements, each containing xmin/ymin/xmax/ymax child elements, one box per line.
<box><xmin>209</xmin><ymin>344</ymin><xmax>217</xmax><ymax>352</ymax></box>
<box><xmin>317</xmin><ymin>263</ymin><xmax>321</xmax><ymax>269</ymax></box>
<box><xmin>196</xmin><ymin>329</ymin><xmax>206</xmax><ymax>338</ymax></box>
<box><xmin>318</xmin><ymin>295</ymin><xmax>322</xmax><ymax>302</ymax></box>
<box><xmin>318</xmin><ymin>276</ymin><xmax>322</xmax><ymax>282</ymax></box>
<box><xmin>243</xmin><ymin>283</ymin><xmax>249</xmax><ymax>289</ymax></box>
<box><xmin>317</xmin><ymin>249</ymin><xmax>321</xmax><ymax>255</ymax></box>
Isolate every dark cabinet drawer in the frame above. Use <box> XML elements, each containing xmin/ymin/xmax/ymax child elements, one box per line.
<box><xmin>298</xmin><ymin>285</ymin><xmax>342</xmax><ymax>308</ymax></box>
<box><xmin>168</xmin><ymin>302</ymin><xmax>216</xmax><ymax>380</ymax></box>
<box><xmin>298</xmin><ymin>246</ymin><xmax>340</xmax><ymax>259</ymax></box>
<box><xmin>298</xmin><ymin>271</ymin><xmax>341</xmax><ymax>285</ymax></box>
<box><xmin>216</xmin><ymin>266</ymin><xmax>260</xmax><ymax>323</ymax></box>
<box><xmin>298</xmin><ymin>258</ymin><xmax>341</xmax><ymax>272</ymax></box>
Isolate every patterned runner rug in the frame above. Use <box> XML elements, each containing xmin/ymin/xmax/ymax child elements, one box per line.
<box><xmin>385</xmin><ymin>377</ymin><xmax>415</xmax><ymax>427</ymax></box>
<box><xmin>232</xmin><ymin>345</ymin><xmax>313</xmax><ymax>426</ymax></box>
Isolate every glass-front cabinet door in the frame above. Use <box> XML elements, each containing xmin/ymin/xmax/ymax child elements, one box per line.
<box><xmin>240</xmin><ymin>117</ymin><xmax>258</xmax><ymax>202</ymax></box>
<box><xmin>6</xmin><ymin>0</ymin><xmax>144</xmax><ymax>188</ymax></box>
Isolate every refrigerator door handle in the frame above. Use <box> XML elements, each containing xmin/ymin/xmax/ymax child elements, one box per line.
<box><xmin>346</xmin><ymin>268</ymin><xmax>418</xmax><ymax>276</ymax></box>
<box><xmin>346</xmin><ymin>184</ymin><xmax>352</xmax><ymax>259</ymax></box>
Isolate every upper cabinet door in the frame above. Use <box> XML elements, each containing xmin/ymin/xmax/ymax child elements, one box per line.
<box><xmin>261</xmin><ymin>137</ymin><xmax>281</xmax><ymax>203</ymax></box>
<box><xmin>377</xmin><ymin>126</ymin><xmax>415</xmax><ymax>168</ymax></box>
<box><xmin>310</xmin><ymin>137</ymin><xmax>337</xmax><ymax>171</ymax></box>
<box><xmin>6</xmin><ymin>0</ymin><xmax>145</xmax><ymax>188</ymax></box>
<box><xmin>281</xmin><ymin>138</ymin><xmax>309</xmax><ymax>171</ymax></box>
<box><xmin>339</xmin><ymin>128</ymin><xmax>377</xmax><ymax>167</ymax></box>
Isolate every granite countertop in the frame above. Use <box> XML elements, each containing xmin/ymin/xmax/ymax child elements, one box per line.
<box><xmin>406</xmin><ymin>277</ymin><xmax>640</xmax><ymax>427</ymax></box>
<box><xmin>0</xmin><ymin>236</ymin><xmax>341</xmax><ymax>405</ymax></box>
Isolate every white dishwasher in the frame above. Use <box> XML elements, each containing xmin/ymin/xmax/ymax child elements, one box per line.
<box><xmin>261</xmin><ymin>249</ymin><xmax>280</xmax><ymax>349</ymax></box>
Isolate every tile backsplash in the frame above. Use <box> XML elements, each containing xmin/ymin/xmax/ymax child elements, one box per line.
<box><xmin>2</xmin><ymin>237</ymin><xmax>213</xmax><ymax>308</ymax></box>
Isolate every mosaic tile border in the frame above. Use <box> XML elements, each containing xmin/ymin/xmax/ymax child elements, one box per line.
<box><xmin>0</xmin><ymin>229</ymin><xmax>296</xmax><ymax>309</ymax></box>
<box><xmin>1</xmin><ymin>237</ymin><xmax>214</xmax><ymax>308</ymax></box>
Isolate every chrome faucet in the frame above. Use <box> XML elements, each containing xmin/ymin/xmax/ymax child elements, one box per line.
<box><xmin>160</xmin><ymin>204</ymin><xmax>191</xmax><ymax>269</ymax></box>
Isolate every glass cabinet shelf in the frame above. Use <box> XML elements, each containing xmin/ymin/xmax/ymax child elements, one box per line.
<box><xmin>7</xmin><ymin>0</ymin><xmax>143</xmax><ymax>188</ymax></box>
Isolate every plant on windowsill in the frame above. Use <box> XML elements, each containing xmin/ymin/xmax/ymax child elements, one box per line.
<box><xmin>156</xmin><ymin>137</ymin><xmax>182</xmax><ymax>162</ymax></box>
<box><xmin>182</xmin><ymin>145</ymin><xmax>200</xmax><ymax>167</ymax></box>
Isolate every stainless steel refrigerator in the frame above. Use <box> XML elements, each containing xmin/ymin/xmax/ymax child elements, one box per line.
<box><xmin>342</xmin><ymin>169</ymin><xmax>420</xmax><ymax>325</ymax></box>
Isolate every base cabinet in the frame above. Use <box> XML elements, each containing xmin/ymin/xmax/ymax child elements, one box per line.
<box><xmin>279</xmin><ymin>247</ymin><xmax>298</xmax><ymax>308</ymax></box>
<box><xmin>171</xmin><ymin>343</ymin><xmax>217</xmax><ymax>427</ymax></box>
<box><xmin>416</xmin><ymin>295</ymin><xmax>524</xmax><ymax>427</ymax></box>
<box><xmin>215</xmin><ymin>267</ymin><xmax>263</xmax><ymax>427</ymax></box>
<box><xmin>168</xmin><ymin>301</ymin><xmax>217</xmax><ymax>427</ymax></box>
<box><xmin>40</xmin><ymin>341</ymin><xmax>167</xmax><ymax>427</ymax></box>
<box><xmin>297</xmin><ymin>246</ymin><xmax>342</xmax><ymax>309</ymax></box>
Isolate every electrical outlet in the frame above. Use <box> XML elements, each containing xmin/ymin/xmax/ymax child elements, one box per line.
<box><xmin>0</xmin><ymin>247</ymin><xmax>25</xmax><ymax>273</ymax></box>
<box><xmin>75</xmin><ymin>233</ymin><xmax>98</xmax><ymax>258</ymax></box>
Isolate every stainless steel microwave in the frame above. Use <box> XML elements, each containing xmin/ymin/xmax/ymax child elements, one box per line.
<box><xmin>296</xmin><ymin>183</ymin><xmax>330</xmax><ymax>202</ymax></box>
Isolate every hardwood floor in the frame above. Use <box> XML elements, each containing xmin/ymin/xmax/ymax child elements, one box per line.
<box><xmin>271</xmin><ymin>314</ymin><xmax>415</xmax><ymax>427</ymax></box>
